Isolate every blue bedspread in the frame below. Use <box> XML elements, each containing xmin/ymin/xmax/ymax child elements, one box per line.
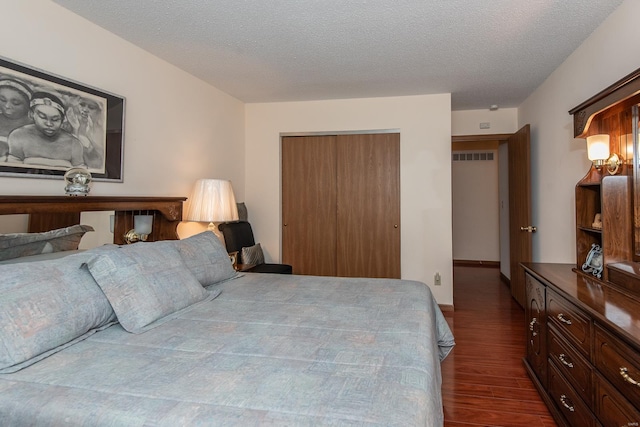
<box><xmin>0</xmin><ymin>273</ymin><xmax>454</xmax><ymax>426</ymax></box>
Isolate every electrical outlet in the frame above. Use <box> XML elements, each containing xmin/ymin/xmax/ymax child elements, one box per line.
<box><xmin>434</xmin><ymin>272</ymin><xmax>441</xmax><ymax>286</ymax></box>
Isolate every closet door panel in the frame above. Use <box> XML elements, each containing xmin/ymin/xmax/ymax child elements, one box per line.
<box><xmin>336</xmin><ymin>133</ymin><xmax>400</xmax><ymax>278</ymax></box>
<box><xmin>282</xmin><ymin>136</ymin><xmax>337</xmax><ymax>275</ymax></box>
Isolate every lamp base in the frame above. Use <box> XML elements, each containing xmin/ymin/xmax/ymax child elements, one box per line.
<box><xmin>208</xmin><ymin>222</ymin><xmax>225</xmax><ymax>243</ymax></box>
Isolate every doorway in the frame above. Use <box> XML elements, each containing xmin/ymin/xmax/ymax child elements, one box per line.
<box><xmin>452</xmin><ymin>125</ymin><xmax>532</xmax><ymax>307</ymax></box>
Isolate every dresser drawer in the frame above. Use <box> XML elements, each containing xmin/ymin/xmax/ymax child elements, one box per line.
<box><xmin>595</xmin><ymin>373</ymin><xmax>640</xmax><ymax>427</ymax></box>
<box><xmin>594</xmin><ymin>324</ymin><xmax>640</xmax><ymax>410</ymax></box>
<box><xmin>548</xmin><ymin>325</ymin><xmax>592</xmax><ymax>405</ymax></box>
<box><xmin>548</xmin><ymin>362</ymin><xmax>596</xmax><ymax>427</ymax></box>
<box><xmin>547</xmin><ymin>289</ymin><xmax>591</xmax><ymax>358</ymax></box>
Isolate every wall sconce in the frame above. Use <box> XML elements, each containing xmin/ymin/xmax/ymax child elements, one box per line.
<box><xmin>586</xmin><ymin>134</ymin><xmax>610</xmax><ymax>167</ymax></box>
<box><xmin>586</xmin><ymin>134</ymin><xmax>622</xmax><ymax>175</ymax></box>
<box><xmin>185</xmin><ymin>179</ymin><xmax>239</xmax><ymax>241</ymax></box>
<box><xmin>124</xmin><ymin>215</ymin><xmax>153</xmax><ymax>244</ymax></box>
<box><xmin>624</xmin><ymin>133</ymin><xmax>634</xmax><ymax>165</ymax></box>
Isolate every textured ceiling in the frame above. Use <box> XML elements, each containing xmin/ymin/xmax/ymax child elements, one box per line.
<box><xmin>52</xmin><ymin>0</ymin><xmax>623</xmax><ymax>110</ymax></box>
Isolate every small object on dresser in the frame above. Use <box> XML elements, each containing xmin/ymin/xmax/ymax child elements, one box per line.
<box><xmin>592</xmin><ymin>212</ymin><xmax>602</xmax><ymax>229</ymax></box>
<box><xmin>582</xmin><ymin>243</ymin><xmax>603</xmax><ymax>278</ymax></box>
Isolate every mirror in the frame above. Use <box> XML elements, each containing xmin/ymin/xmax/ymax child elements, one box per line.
<box><xmin>634</xmin><ymin>105</ymin><xmax>640</xmax><ymax>261</ymax></box>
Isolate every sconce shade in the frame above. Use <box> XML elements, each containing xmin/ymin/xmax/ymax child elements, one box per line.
<box><xmin>625</xmin><ymin>134</ymin><xmax>634</xmax><ymax>162</ymax></box>
<box><xmin>134</xmin><ymin>215</ymin><xmax>153</xmax><ymax>235</ymax></box>
<box><xmin>185</xmin><ymin>179</ymin><xmax>239</xmax><ymax>223</ymax></box>
<box><xmin>123</xmin><ymin>214</ymin><xmax>154</xmax><ymax>244</ymax></box>
<box><xmin>586</xmin><ymin>134</ymin><xmax>610</xmax><ymax>162</ymax></box>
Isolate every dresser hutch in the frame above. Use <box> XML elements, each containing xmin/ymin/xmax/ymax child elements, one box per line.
<box><xmin>523</xmin><ymin>68</ymin><xmax>640</xmax><ymax>426</ymax></box>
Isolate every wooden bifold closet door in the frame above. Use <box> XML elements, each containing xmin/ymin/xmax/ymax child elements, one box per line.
<box><xmin>282</xmin><ymin>133</ymin><xmax>400</xmax><ymax>278</ymax></box>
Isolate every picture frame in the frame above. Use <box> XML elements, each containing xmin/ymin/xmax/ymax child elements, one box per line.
<box><xmin>229</xmin><ymin>251</ymin><xmax>239</xmax><ymax>270</ymax></box>
<box><xmin>582</xmin><ymin>243</ymin><xmax>603</xmax><ymax>278</ymax></box>
<box><xmin>0</xmin><ymin>56</ymin><xmax>124</xmax><ymax>182</ymax></box>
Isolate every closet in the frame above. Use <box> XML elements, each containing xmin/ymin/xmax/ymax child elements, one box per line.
<box><xmin>281</xmin><ymin>133</ymin><xmax>400</xmax><ymax>278</ymax></box>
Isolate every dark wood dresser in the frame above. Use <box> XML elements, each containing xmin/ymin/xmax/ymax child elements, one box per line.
<box><xmin>522</xmin><ymin>262</ymin><xmax>640</xmax><ymax>427</ymax></box>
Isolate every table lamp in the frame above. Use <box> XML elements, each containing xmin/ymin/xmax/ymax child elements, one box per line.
<box><xmin>185</xmin><ymin>179</ymin><xmax>239</xmax><ymax>241</ymax></box>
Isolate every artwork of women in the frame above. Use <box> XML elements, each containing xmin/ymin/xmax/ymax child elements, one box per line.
<box><xmin>64</xmin><ymin>96</ymin><xmax>105</xmax><ymax>169</ymax></box>
<box><xmin>0</xmin><ymin>74</ymin><xmax>107</xmax><ymax>173</ymax></box>
<box><xmin>0</xmin><ymin>78</ymin><xmax>33</xmax><ymax>159</ymax></box>
<box><xmin>0</xmin><ymin>58</ymin><xmax>120</xmax><ymax>181</ymax></box>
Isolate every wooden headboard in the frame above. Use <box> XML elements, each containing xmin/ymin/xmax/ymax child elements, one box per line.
<box><xmin>0</xmin><ymin>196</ymin><xmax>186</xmax><ymax>244</ymax></box>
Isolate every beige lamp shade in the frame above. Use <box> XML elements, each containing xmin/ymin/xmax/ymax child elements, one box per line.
<box><xmin>185</xmin><ymin>179</ymin><xmax>239</xmax><ymax>223</ymax></box>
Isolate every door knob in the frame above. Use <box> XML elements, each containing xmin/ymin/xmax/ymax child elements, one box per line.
<box><xmin>520</xmin><ymin>226</ymin><xmax>537</xmax><ymax>233</ymax></box>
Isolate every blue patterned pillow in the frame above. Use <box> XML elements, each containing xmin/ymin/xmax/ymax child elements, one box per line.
<box><xmin>0</xmin><ymin>224</ymin><xmax>94</xmax><ymax>261</ymax></box>
<box><xmin>87</xmin><ymin>241</ymin><xmax>216</xmax><ymax>334</ymax></box>
<box><xmin>174</xmin><ymin>231</ymin><xmax>237</xmax><ymax>286</ymax></box>
<box><xmin>0</xmin><ymin>252</ymin><xmax>116</xmax><ymax>373</ymax></box>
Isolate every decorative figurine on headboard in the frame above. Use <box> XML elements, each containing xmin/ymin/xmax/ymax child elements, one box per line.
<box><xmin>592</xmin><ymin>213</ymin><xmax>602</xmax><ymax>230</ymax></box>
<box><xmin>64</xmin><ymin>167</ymin><xmax>92</xmax><ymax>196</ymax></box>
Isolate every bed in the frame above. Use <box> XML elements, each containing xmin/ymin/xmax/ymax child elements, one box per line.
<box><xmin>0</xmin><ymin>197</ymin><xmax>454</xmax><ymax>426</ymax></box>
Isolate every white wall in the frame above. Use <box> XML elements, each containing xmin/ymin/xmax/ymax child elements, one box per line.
<box><xmin>518</xmin><ymin>0</ymin><xmax>640</xmax><ymax>263</ymax></box>
<box><xmin>1</xmin><ymin>1</ymin><xmax>245</xmax><ymax>211</ymax></box>
<box><xmin>452</xmin><ymin>150</ymin><xmax>500</xmax><ymax>262</ymax></box>
<box><xmin>452</xmin><ymin>108</ymin><xmax>518</xmax><ymax>135</ymax></box>
<box><xmin>498</xmin><ymin>143</ymin><xmax>510</xmax><ymax>278</ymax></box>
<box><xmin>245</xmin><ymin>94</ymin><xmax>453</xmax><ymax>305</ymax></box>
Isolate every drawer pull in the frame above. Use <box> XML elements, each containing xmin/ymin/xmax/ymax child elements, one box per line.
<box><xmin>529</xmin><ymin>317</ymin><xmax>537</xmax><ymax>336</ymax></box>
<box><xmin>558</xmin><ymin>353</ymin><xmax>574</xmax><ymax>368</ymax></box>
<box><xmin>557</xmin><ymin>313</ymin><xmax>572</xmax><ymax>325</ymax></box>
<box><xmin>620</xmin><ymin>367</ymin><xmax>640</xmax><ymax>387</ymax></box>
<box><xmin>559</xmin><ymin>394</ymin><xmax>575</xmax><ymax>412</ymax></box>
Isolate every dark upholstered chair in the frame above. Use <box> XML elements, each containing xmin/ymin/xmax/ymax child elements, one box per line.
<box><xmin>218</xmin><ymin>221</ymin><xmax>292</xmax><ymax>274</ymax></box>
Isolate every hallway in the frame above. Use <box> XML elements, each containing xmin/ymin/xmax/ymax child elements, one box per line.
<box><xmin>441</xmin><ymin>266</ymin><xmax>557</xmax><ymax>426</ymax></box>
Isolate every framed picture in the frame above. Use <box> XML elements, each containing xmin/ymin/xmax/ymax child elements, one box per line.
<box><xmin>0</xmin><ymin>56</ymin><xmax>124</xmax><ymax>181</ymax></box>
<box><xmin>229</xmin><ymin>251</ymin><xmax>239</xmax><ymax>270</ymax></box>
<box><xmin>582</xmin><ymin>243</ymin><xmax>603</xmax><ymax>279</ymax></box>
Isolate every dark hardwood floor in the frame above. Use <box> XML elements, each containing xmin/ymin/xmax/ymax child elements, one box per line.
<box><xmin>441</xmin><ymin>266</ymin><xmax>557</xmax><ymax>427</ymax></box>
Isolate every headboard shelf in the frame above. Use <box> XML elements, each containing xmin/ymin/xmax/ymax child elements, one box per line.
<box><xmin>0</xmin><ymin>196</ymin><xmax>186</xmax><ymax>244</ymax></box>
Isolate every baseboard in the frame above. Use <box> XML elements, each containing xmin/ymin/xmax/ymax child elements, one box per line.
<box><xmin>438</xmin><ymin>304</ymin><xmax>454</xmax><ymax>312</ymax></box>
<box><xmin>500</xmin><ymin>272</ymin><xmax>511</xmax><ymax>286</ymax></box>
<box><xmin>453</xmin><ymin>259</ymin><xmax>500</xmax><ymax>268</ymax></box>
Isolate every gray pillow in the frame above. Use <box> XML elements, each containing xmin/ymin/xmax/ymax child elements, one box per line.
<box><xmin>236</xmin><ymin>202</ymin><xmax>248</xmax><ymax>222</ymax></box>
<box><xmin>174</xmin><ymin>231</ymin><xmax>237</xmax><ymax>286</ymax></box>
<box><xmin>241</xmin><ymin>243</ymin><xmax>265</xmax><ymax>265</ymax></box>
<box><xmin>0</xmin><ymin>224</ymin><xmax>94</xmax><ymax>261</ymax></box>
<box><xmin>86</xmin><ymin>241</ymin><xmax>216</xmax><ymax>334</ymax></box>
<box><xmin>0</xmin><ymin>252</ymin><xmax>116</xmax><ymax>373</ymax></box>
